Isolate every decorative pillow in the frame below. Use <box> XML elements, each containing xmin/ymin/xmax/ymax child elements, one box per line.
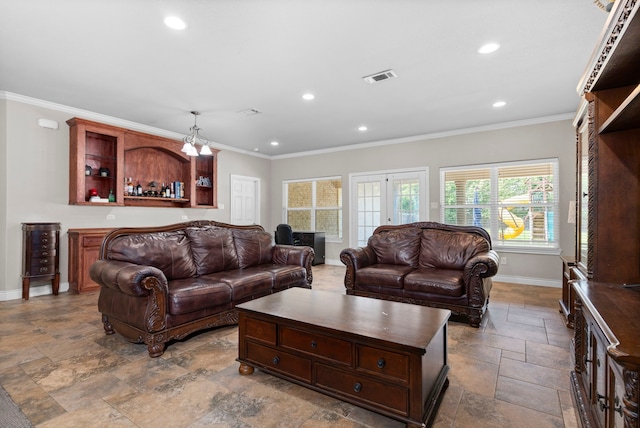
<box><xmin>185</xmin><ymin>226</ymin><xmax>239</xmax><ymax>275</ymax></box>
<box><xmin>107</xmin><ymin>230</ymin><xmax>197</xmax><ymax>280</ymax></box>
<box><xmin>367</xmin><ymin>227</ymin><xmax>421</xmax><ymax>267</ymax></box>
<box><xmin>232</xmin><ymin>229</ymin><xmax>274</xmax><ymax>268</ymax></box>
<box><xmin>419</xmin><ymin>229</ymin><xmax>489</xmax><ymax>270</ymax></box>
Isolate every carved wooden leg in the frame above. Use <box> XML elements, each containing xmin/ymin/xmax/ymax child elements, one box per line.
<box><xmin>102</xmin><ymin>314</ymin><xmax>115</xmax><ymax>335</ymax></box>
<box><xmin>147</xmin><ymin>343</ymin><xmax>165</xmax><ymax>358</ymax></box>
<box><xmin>52</xmin><ymin>272</ymin><xmax>60</xmax><ymax>296</ymax></box>
<box><xmin>239</xmin><ymin>363</ymin><xmax>255</xmax><ymax>375</ymax></box>
<box><xmin>22</xmin><ymin>277</ymin><xmax>30</xmax><ymax>300</ymax></box>
<box><xmin>468</xmin><ymin>311</ymin><xmax>481</xmax><ymax>328</ymax></box>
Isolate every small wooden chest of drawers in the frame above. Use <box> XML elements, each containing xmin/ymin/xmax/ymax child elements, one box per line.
<box><xmin>21</xmin><ymin>222</ymin><xmax>61</xmax><ymax>300</ymax></box>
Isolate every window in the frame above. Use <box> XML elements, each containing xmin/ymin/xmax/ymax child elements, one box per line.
<box><xmin>440</xmin><ymin>159</ymin><xmax>559</xmax><ymax>252</ymax></box>
<box><xmin>284</xmin><ymin>177</ymin><xmax>342</xmax><ymax>239</ymax></box>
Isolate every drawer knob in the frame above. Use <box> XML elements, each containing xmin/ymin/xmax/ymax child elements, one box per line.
<box><xmin>40</xmin><ymin>259</ymin><xmax>49</xmax><ymax>264</ymax></box>
<box><xmin>39</xmin><ymin>267</ymin><xmax>49</xmax><ymax>273</ymax></box>
<box><xmin>42</xmin><ymin>232</ymin><xmax>49</xmax><ymax>236</ymax></box>
<box><xmin>42</xmin><ymin>238</ymin><xmax>48</xmax><ymax>243</ymax></box>
<box><xmin>272</xmin><ymin>356</ymin><xmax>280</xmax><ymax>365</ymax></box>
<box><xmin>42</xmin><ymin>251</ymin><xmax>49</xmax><ymax>256</ymax></box>
<box><xmin>377</xmin><ymin>358</ymin><xmax>386</xmax><ymax>369</ymax></box>
<box><xmin>310</xmin><ymin>341</ymin><xmax>317</xmax><ymax>349</ymax></box>
<box><xmin>353</xmin><ymin>382</ymin><xmax>362</xmax><ymax>393</ymax></box>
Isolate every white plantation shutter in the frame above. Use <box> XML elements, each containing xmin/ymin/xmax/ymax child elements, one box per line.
<box><xmin>440</xmin><ymin>159</ymin><xmax>559</xmax><ymax>251</ymax></box>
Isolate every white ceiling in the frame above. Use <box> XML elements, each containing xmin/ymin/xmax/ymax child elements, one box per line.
<box><xmin>0</xmin><ymin>1</ymin><xmax>608</xmax><ymax>156</ymax></box>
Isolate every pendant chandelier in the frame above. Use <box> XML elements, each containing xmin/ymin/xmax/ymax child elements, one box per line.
<box><xmin>181</xmin><ymin>111</ymin><xmax>213</xmax><ymax>156</ymax></box>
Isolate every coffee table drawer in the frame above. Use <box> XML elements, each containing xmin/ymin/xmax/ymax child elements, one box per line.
<box><xmin>246</xmin><ymin>341</ymin><xmax>312</xmax><ymax>383</ymax></box>
<box><xmin>316</xmin><ymin>363</ymin><xmax>408</xmax><ymax>414</ymax></box>
<box><xmin>280</xmin><ymin>326</ymin><xmax>351</xmax><ymax>364</ymax></box>
<box><xmin>356</xmin><ymin>345</ymin><xmax>409</xmax><ymax>382</ymax></box>
<box><xmin>244</xmin><ymin>317</ymin><xmax>277</xmax><ymax>345</ymax></box>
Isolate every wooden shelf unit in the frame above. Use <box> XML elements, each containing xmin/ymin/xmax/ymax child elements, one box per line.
<box><xmin>68</xmin><ymin>117</ymin><xmax>219</xmax><ymax>209</ymax></box>
<box><xmin>570</xmin><ymin>2</ymin><xmax>640</xmax><ymax>427</ymax></box>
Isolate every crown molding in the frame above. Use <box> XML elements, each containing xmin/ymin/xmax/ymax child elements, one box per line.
<box><xmin>2</xmin><ymin>91</ymin><xmax>572</xmax><ymax>161</ymax></box>
<box><xmin>0</xmin><ymin>91</ymin><xmax>271</xmax><ymax>159</ymax></box>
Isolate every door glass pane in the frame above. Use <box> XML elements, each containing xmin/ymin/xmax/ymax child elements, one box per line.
<box><xmin>391</xmin><ymin>177</ymin><xmax>420</xmax><ymax>224</ymax></box>
<box><xmin>356</xmin><ymin>181</ymin><xmax>382</xmax><ymax>246</ymax></box>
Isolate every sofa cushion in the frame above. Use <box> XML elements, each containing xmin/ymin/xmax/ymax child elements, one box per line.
<box><xmin>185</xmin><ymin>226</ymin><xmax>239</xmax><ymax>275</ymax></box>
<box><xmin>205</xmin><ymin>268</ymin><xmax>274</xmax><ymax>301</ymax></box>
<box><xmin>167</xmin><ymin>277</ymin><xmax>232</xmax><ymax>315</ymax></box>
<box><xmin>419</xmin><ymin>229</ymin><xmax>489</xmax><ymax>270</ymax></box>
<box><xmin>355</xmin><ymin>264</ymin><xmax>415</xmax><ymax>289</ymax></box>
<box><xmin>107</xmin><ymin>230</ymin><xmax>197</xmax><ymax>280</ymax></box>
<box><xmin>404</xmin><ymin>267</ymin><xmax>465</xmax><ymax>297</ymax></box>
<box><xmin>368</xmin><ymin>227</ymin><xmax>421</xmax><ymax>267</ymax></box>
<box><xmin>232</xmin><ymin>229</ymin><xmax>274</xmax><ymax>268</ymax></box>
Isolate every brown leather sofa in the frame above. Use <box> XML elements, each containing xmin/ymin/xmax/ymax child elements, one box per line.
<box><xmin>340</xmin><ymin>222</ymin><xmax>499</xmax><ymax>327</ymax></box>
<box><xmin>89</xmin><ymin>221</ymin><xmax>314</xmax><ymax>357</ymax></box>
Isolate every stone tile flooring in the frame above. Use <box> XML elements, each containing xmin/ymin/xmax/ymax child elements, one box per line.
<box><xmin>0</xmin><ymin>264</ymin><xmax>578</xmax><ymax>427</ymax></box>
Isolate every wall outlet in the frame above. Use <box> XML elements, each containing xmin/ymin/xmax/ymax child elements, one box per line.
<box><xmin>106</xmin><ymin>214</ymin><xmax>115</xmax><ymax>220</ymax></box>
<box><xmin>181</xmin><ymin>215</ymin><xmax>188</xmax><ymax>220</ymax></box>
<box><xmin>501</xmin><ymin>257</ymin><xmax>508</xmax><ymax>265</ymax></box>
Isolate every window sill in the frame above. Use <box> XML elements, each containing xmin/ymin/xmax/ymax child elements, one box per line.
<box><xmin>494</xmin><ymin>246</ymin><xmax>562</xmax><ymax>256</ymax></box>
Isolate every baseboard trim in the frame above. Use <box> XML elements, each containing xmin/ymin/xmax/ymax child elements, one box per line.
<box><xmin>0</xmin><ymin>282</ymin><xmax>70</xmax><ymax>301</ymax></box>
<box><xmin>494</xmin><ymin>274</ymin><xmax>561</xmax><ymax>288</ymax></box>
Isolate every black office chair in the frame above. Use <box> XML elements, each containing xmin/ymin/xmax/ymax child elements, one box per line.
<box><xmin>275</xmin><ymin>224</ymin><xmax>298</xmax><ymax>245</ymax></box>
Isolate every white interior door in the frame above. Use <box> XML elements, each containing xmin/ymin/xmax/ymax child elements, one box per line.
<box><xmin>350</xmin><ymin>169</ymin><xmax>427</xmax><ymax>246</ymax></box>
<box><xmin>230</xmin><ymin>175</ymin><xmax>260</xmax><ymax>225</ymax></box>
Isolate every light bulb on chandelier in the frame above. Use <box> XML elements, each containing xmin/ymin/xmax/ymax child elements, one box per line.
<box><xmin>182</xmin><ymin>111</ymin><xmax>214</xmax><ymax>156</ymax></box>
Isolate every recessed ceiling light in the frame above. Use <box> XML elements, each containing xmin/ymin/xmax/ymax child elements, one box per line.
<box><xmin>302</xmin><ymin>93</ymin><xmax>315</xmax><ymax>101</ymax></box>
<box><xmin>478</xmin><ymin>43</ymin><xmax>500</xmax><ymax>54</ymax></box>
<box><xmin>164</xmin><ymin>16</ymin><xmax>186</xmax><ymax>30</ymax></box>
<box><xmin>270</xmin><ymin>141</ymin><xmax>279</xmax><ymax>146</ymax></box>
<box><xmin>492</xmin><ymin>101</ymin><xmax>507</xmax><ymax>108</ymax></box>
<box><xmin>358</xmin><ymin>126</ymin><xmax>368</xmax><ymax>131</ymax></box>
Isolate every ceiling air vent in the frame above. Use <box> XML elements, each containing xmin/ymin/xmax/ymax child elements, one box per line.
<box><xmin>362</xmin><ymin>69</ymin><xmax>398</xmax><ymax>84</ymax></box>
<box><xmin>239</xmin><ymin>108</ymin><xmax>262</xmax><ymax>116</ymax></box>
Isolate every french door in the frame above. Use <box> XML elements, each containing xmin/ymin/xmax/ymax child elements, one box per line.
<box><xmin>350</xmin><ymin>169</ymin><xmax>428</xmax><ymax>247</ymax></box>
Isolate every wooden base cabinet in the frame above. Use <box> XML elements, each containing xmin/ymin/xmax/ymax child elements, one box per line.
<box><xmin>68</xmin><ymin>228</ymin><xmax>113</xmax><ymax>294</ymax></box>
<box><xmin>570</xmin><ymin>278</ymin><xmax>640</xmax><ymax>428</ymax></box>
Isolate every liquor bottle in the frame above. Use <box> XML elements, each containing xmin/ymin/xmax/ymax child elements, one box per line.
<box><xmin>136</xmin><ymin>181</ymin><xmax>143</xmax><ymax>196</ymax></box>
<box><xmin>127</xmin><ymin>177</ymin><xmax>134</xmax><ymax>196</ymax></box>
<box><xmin>108</xmin><ymin>189</ymin><xmax>115</xmax><ymax>203</ymax></box>
<box><xmin>165</xmin><ymin>181</ymin><xmax>171</xmax><ymax>198</ymax></box>
<box><xmin>124</xmin><ymin>177</ymin><xmax>129</xmax><ymax>196</ymax></box>
<box><xmin>180</xmin><ymin>182</ymin><xmax>185</xmax><ymax>198</ymax></box>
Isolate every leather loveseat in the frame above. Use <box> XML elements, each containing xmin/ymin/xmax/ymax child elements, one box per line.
<box><xmin>340</xmin><ymin>222</ymin><xmax>499</xmax><ymax>327</ymax></box>
<box><xmin>90</xmin><ymin>221</ymin><xmax>314</xmax><ymax>357</ymax></box>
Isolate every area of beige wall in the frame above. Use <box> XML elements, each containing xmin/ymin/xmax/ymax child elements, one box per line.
<box><xmin>1</xmin><ymin>98</ymin><xmax>271</xmax><ymax>300</ymax></box>
<box><xmin>270</xmin><ymin>119</ymin><xmax>576</xmax><ymax>286</ymax></box>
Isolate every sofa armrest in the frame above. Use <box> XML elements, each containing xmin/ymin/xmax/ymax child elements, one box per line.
<box><xmin>463</xmin><ymin>250</ymin><xmax>500</xmax><ymax>307</ymax></box>
<box><xmin>272</xmin><ymin>244</ymin><xmax>315</xmax><ymax>286</ymax></box>
<box><xmin>340</xmin><ymin>246</ymin><xmax>377</xmax><ymax>291</ymax></box>
<box><xmin>90</xmin><ymin>259</ymin><xmax>169</xmax><ymax>297</ymax></box>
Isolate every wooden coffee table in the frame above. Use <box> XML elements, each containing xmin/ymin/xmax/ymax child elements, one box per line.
<box><xmin>237</xmin><ymin>288</ymin><xmax>450</xmax><ymax>427</ymax></box>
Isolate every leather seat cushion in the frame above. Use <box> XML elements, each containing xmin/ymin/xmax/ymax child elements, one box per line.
<box><xmin>262</xmin><ymin>264</ymin><xmax>307</xmax><ymax>290</ymax></box>
<box><xmin>404</xmin><ymin>267</ymin><xmax>465</xmax><ymax>297</ymax></box>
<box><xmin>185</xmin><ymin>226</ymin><xmax>239</xmax><ymax>275</ymax></box>
<box><xmin>355</xmin><ymin>264</ymin><xmax>415</xmax><ymax>289</ymax></box>
<box><xmin>211</xmin><ymin>269</ymin><xmax>274</xmax><ymax>300</ymax></box>
<box><xmin>367</xmin><ymin>227</ymin><xmax>421</xmax><ymax>267</ymax></box>
<box><xmin>419</xmin><ymin>229</ymin><xmax>489</xmax><ymax>269</ymax></box>
<box><xmin>168</xmin><ymin>277</ymin><xmax>232</xmax><ymax>315</ymax></box>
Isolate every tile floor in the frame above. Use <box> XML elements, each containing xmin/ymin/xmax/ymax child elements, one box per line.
<box><xmin>0</xmin><ymin>264</ymin><xmax>578</xmax><ymax>427</ymax></box>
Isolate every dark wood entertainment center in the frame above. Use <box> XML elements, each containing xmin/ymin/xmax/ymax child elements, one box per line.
<box><xmin>569</xmin><ymin>2</ymin><xmax>640</xmax><ymax>427</ymax></box>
